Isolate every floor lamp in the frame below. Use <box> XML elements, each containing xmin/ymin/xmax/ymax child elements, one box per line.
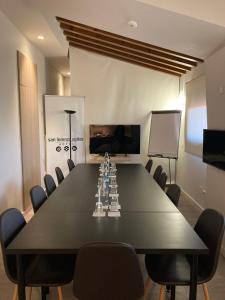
<box><xmin>64</xmin><ymin>110</ymin><xmax>76</xmax><ymax>160</ymax></box>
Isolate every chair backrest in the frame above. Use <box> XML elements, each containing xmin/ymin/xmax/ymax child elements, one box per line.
<box><xmin>44</xmin><ymin>174</ymin><xmax>56</xmax><ymax>196</ymax></box>
<box><xmin>30</xmin><ymin>185</ymin><xmax>47</xmax><ymax>213</ymax></box>
<box><xmin>194</xmin><ymin>209</ymin><xmax>225</xmax><ymax>281</ymax></box>
<box><xmin>67</xmin><ymin>158</ymin><xmax>75</xmax><ymax>172</ymax></box>
<box><xmin>0</xmin><ymin>208</ymin><xmax>26</xmax><ymax>283</ymax></box>
<box><xmin>55</xmin><ymin>167</ymin><xmax>64</xmax><ymax>184</ymax></box>
<box><xmin>166</xmin><ymin>184</ymin><xmax>181</xmax><ymax>207</ymax></box>
<box><xmin>158</xmin><ymin>172</ymin><xmax>167</xmax><ymax>190</ymax></box>
<box><xmin>73</xmin><ymin>242</ymin><xmax>144</xmax><ymax>300</ymax></box>
<box><xmin>145</xmin><ymin>159</ymin><xmax>153</xmax><ymax>173</ymax></box>
<box><xmin>153</xmin><ymin>165</ymin><xmax>163</xmax><ymax>183</ymax></box>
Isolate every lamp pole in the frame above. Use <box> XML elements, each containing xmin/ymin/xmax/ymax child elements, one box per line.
<box><xmin>64</xmin><ymin>110</ymin><xmax>76</xmax><ymax>159</ymax></box>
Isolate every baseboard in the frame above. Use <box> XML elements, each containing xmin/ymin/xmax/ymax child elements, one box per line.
<box><xmin>22</xmin><ymin>205</ymin><xmax>32</xmax><ymax>215</ymax></box>
<box><xmin>181</xmin><ymin>188</ymin><xmax>204</xmax><ymax>211</ymax></box>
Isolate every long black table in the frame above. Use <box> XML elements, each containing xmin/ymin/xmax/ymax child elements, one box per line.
<box><xmin>6</xmin><ymin>164</ymin><xmax>208</xmax><ymax>300</ymax></box>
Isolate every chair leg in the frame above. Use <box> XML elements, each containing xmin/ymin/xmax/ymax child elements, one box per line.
<box><xmin>57</xmin><ymin>287</ymin><xmax>63</xmax><ymax>300</ymax></box>
<box><xmin>144</xmin><ymin>277</ymin><xmax>151</xmax><ymax>299</ymax></box>
<box><xmin>171</xmin><ymin>286</ymin><xmax>176</xmax><ymax>300</ymax></box>
<box><xmin>41</xmin><ymin>287</ymin><xmax>47</xmax><ymax>300</ymax></box>
<box><xmin>28</xmin><ymin>287</ymin><xmax>32</xmax><ymax>300</ymax></box>
<box><xmin>12</xmin><ymin>285</ymin><xmax>18</xmax><ymax>300</ymax></box>
<box><xmin>202</xmin><ymin>283</ymin><xmax>210</xmax><ymax>300</ymax></box>
<box><xmin>159</xmin><ymin>285</ymin><xmax>165</xmax><ymax>300</ymax></box>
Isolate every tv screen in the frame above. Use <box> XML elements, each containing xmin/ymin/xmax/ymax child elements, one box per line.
<box><xmin>89</xmin><ymin>125</ymin><xmax>140</xmax><ymax>154</ymax></box>
<box><xmin>203</xmin><ymin>129</ymin><xmax>225</xmax><ymax>171</ymax></box>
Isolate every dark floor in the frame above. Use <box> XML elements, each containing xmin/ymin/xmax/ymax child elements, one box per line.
<box><xmin>1</xmin><ymin>194</ymin><xmax>225</xmax><ymax>299</ymax></box>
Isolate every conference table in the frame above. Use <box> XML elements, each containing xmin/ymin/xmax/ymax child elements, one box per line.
<box><xmin>6</xmin><ymin>164</ymin><xmax>208</xmax><ymax>300</ymax></box>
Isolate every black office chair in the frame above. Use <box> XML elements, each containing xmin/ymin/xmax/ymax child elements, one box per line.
<box><xmin>144</xmin><ymin>209</ymin><xmax>225</xmax><ymax>300</ymax></box>
<box><xmin>153</xmin><ymin>165</ymin><xmax>163</xmax><ymax>184</ymax></box>
<box><xmin>0</xmin><ymin>208</ymin><xmax>76</xmax><ymax>300</ymax></box>
<box><xmin>44</xmin><ymin>174</ymin><xmax>56</xmax><ymax>197</ymax></box>
<box><xmin>73</xmin><ymin>242</ymin><xmax>144</xmax><ymax>300</ymax></box>
<box><xmin>145</xmin><ymin>159</ymin><xmax>153</xmax><ymax>173</ymax></box>
<box><xmin>67</xmin><ymin>159</ymin><xmax>75</xmax><ymax>172</ymax></box>
<box><xmin>157</xmin><ymin>172</ymin><xmax>167</xmax><ymax>190</ymax></box>
<box><xmin>166</xmin><ymin>184</ymin><xmax>181</xmax><ymax>207</ymax></box>
<box><xmin>30</xmin><ymin>185</ymin><xmax>47</xmax><ymax>213</ymax></box>
<box><xmin>55</xmin><ymin>167</ymin><xmax>64</xmax><ymax>184</ymax></box>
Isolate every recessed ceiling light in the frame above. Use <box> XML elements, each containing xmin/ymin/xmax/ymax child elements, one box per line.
<box><xmin>128</xmin><ymin>20</ymin><xmax>138</xmax><ymax>28</ymax></box>
<box><xmin>37</xmin><ymin>35</ymin><xmax>45</xmax><ymax>40</ymax></box>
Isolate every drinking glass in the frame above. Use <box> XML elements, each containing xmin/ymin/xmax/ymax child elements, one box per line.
<box><xmin>95</xmin><ymin>201</ymin><xmax>103</xmax><ymax>214</ymax></box>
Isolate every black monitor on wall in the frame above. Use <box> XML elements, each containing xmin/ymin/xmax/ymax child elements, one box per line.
<box><xmin>89</xmin><ymin>124</ymin><xmax>140</xmax><ymax>154</ymax></box>
<box><xmin>203</xmin><ymin>129</ymin><xmax>225</xmax><ymax>171</ymax></box>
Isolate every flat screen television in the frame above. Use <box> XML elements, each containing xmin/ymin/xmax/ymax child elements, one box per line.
<box><xmin>203</xmin><ymin>129</ymin><xmax>225</xmax><ymax>171</ymax></box>
<box><xmin>89</xmin><ymin>125</ymin><xmax>140</xmax><ymax>154</ymax></box>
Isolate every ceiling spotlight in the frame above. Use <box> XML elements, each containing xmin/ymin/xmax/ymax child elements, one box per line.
<box><xmin>128</xmin><ymin>20</ymin><xmax>138</xmax><ymax>28</ymax></box>
<box><xmin>37</xmin><ymin>35</ymin><xmax>45</xmax><ymax>40</ymax></box>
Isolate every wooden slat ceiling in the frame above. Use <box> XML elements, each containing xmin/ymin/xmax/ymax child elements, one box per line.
<box><xmin>56</xmin><ymin>16</ymin><xmax>204</xmax><ymax>77</ymax></box>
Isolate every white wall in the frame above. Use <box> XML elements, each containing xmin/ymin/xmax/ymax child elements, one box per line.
<box><xmin>63</xmin><ymin>76</ymin><xmax>71</xmax><ymax>96</ymax></box>
<box><xmin>177</xmin><ymin>65</ymin><xmax>207</xmax><ymax>208</ymax></box>
<box><xmin>46</xmin><ymin>59</ymin><xmax>64</xmax><ymax>96</ymax></box>
<box><xmin>205</xmin><ymin>46</ymin><xmax>225</xmax><ymax>215</ymax></box>
<box><xmin>176</xmin><ymin>46</ymin><xmax>225</xmax><ymax>253</ymax></box>
<box><xmin>70</xmin><ymin>47</ymin><xmax>181</xmax><ymax>172</ymax></box>
<box><xmin>0</xmin><ymin>10</ymin><xmax>46</xmax><ymax>211</ymax></box>
<box><xmin>177</xmin><ymin>45</ymin><xmax>225</xmax><ymax>215</ymax></box>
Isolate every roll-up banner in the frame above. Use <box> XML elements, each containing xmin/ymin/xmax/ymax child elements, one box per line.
<box><xmin>44</xmin><ymin>95</ymin><xmax>85</xmax><ymax>178</ymax></box>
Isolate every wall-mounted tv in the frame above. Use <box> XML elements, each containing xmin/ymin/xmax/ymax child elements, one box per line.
<box><xmin>89</xmin><ymin>125</ymin><xmax>140</xmax><ymax>154</ymax></box>
<box><xmin>203</xmin><ymin>129</ymin><xmax>225</xmax><ymax>171</ymax></box>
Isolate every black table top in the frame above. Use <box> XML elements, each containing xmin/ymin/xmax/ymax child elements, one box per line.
<box><xmin>7</xmin><ymin>212</ymin><xmax>207</xmax><ymax>255</ymax></box>
<box><xmin>6</xmin><ymin>164</ymin><xmax>208</xmax><ymax>255</ymax></box>
<box><xmin>40</xmin><ymin>164</ymin><xmax>178</xmax><ymax>213</ymax></box>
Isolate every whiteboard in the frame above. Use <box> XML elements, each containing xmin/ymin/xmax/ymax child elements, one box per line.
<box><xmin>148</xmin><ymin>110</ymin><xmax>181</xmax><ymax>158</ymax></box>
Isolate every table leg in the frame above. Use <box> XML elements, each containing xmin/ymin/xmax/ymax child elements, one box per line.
<box><xmin>171</xmin><ymin>286</ymin><xmax>176</xmax><ymax>300</ymax></box>
<box><xmin>189</xmin><ymin>255</ymin><xmax>198</xmax><ymax>300</ymax></box>
<box><xmin>17</xmin><ymin>255</ymin><xmax>26</xmax><ymax>300</ymax></box>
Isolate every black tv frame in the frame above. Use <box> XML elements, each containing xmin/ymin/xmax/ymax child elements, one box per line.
<box><xmin>203</xmin><ymin>129</ymin><xmax>225</xmax><ymax>171</ymax></box>
<box><xmin>89</xmin><ymin>124</ymin><xmax>141</xmax><ymax>155</ymax></box>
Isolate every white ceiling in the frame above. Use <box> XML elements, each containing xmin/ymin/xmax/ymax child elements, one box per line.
<box><xmin>1</xmin><ymin>0</ymin><xmax>225</xmax><ymax>72</ymax></box>
<box><xmin>137</xmin><ymin>0</ymin><xmax>225</xmax><ymax>28</ymax></box>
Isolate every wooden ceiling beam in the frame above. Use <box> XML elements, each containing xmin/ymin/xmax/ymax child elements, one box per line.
<box><xmin>69</xmin><ymin>42</ymin><xmax>182</xmax><ymax>77</ymax></box>
<box><xmin>57</xmin><ymin>16</ymin><xmax>203</xmax><ymax>64</ymax></box>
<box><xmin>68</xmin><ymin>37</ymin><xmax>185</xmax><ymax>74</ymax></box>
<box><xmin>60</xmin><ymin>23</ymin><xmax>197</xmax><ymax>67</ymax></box>
<box><xmin>66</xmin><ymin>33</ymin><xmax>191</xmax><ymax>72</ymax></box>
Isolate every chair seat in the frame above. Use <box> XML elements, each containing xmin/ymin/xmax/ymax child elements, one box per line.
<box><xmin>10</xmin><ymin>255</ymin><xmax>76</xmax><ymax>286</ymax></box>
<box><xmin>25</xmin><ymin>255</ymin><xmax>76</xmax><ymax>286</ymax></box>
<box><xmin>145</xmin><ymin>254</ymin><xmax>211</xmax><ymax>285</ymax></box>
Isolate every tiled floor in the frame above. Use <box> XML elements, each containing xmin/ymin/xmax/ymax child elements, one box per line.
<box><xmin>1</xmin><ymin>194</ymin><xmax>225</xmax><ymax>299</ymax></box>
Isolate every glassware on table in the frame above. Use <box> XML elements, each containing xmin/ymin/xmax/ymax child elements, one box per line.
<box><xmin>95</xmin><ymin>201</ymin><xmax>103</xmax><ymax>214</ymax></box>
<box><xmin>109</xmin><ymin>186</ymin><xmax>117</xmax><ymax>195</ymax></box>
<box><xmin>97</xmin><ymin>178</ymin><xmax>103</xmax><ymax>192</ymax></box>
<box><xmin>110</xmin><ymin>162</ymin><xmax>116</xmax><ymax>169</ymax></box>
<box><xmin>110</xmin><ymin>195</ymin><xmax>120</xmax><ymax>211</ymax></box>
<box><xmin>109</xmin><ymin>176</ymin><xmax>117</xmax><ymax>185</ymax></box>
<box><xmin>102</xmin><ymin>177</ymin><xmax>110</xmax><ymax>207</ymax></box>
<box><xmin>104</xmin><ymin>152</ymin><xmax>109</xmax><ymax>162</ymax></box>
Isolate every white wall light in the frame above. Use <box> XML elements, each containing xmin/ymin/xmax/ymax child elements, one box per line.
<box><xmin>37</xmin><ymin>35</ymin><xmax>45</xmax><ymax>40</ymax></box>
